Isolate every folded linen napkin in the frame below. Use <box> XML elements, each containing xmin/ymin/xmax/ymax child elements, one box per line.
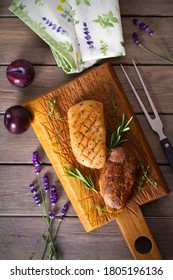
<box><xmin>9</xmin><ymin>0</ymin><xmax>125</xmax><ymax>73</ymax></box>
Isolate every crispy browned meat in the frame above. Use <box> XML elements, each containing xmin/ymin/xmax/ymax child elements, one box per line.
<box><xmin>99</xmin><ymin>146</ymin><xmax>138</xmax><ymax>210</ymax></box>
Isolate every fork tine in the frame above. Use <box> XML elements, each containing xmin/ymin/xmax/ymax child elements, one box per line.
<box><xmin>121</xmin><ymin>61</ymin><xmax>165</xmax><ymax>139</ymax></box>
<box><xmin>120</xmin><ymin>64</ymin><xmax>152</xmax><ymax>124</ymax></box>
<box><xmin>132</xmin><ymin>60</ymin><xmax>159</xmax><ymax>118</ymax></box>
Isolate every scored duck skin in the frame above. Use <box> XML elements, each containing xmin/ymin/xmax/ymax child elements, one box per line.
<box><xmin>99</xmin><ymin>146</ymin><xmax>138</xmax><ymax>210</ymax></box>
<box><xmin>68</xmin><ymin>100</ymin><xmax>107</xmax><ymax>169</ymax></box>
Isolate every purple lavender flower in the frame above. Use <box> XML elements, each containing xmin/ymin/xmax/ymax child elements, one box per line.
<box><xmin>58</xmin><ymin>203</ymin><xmax>69</xmax><ymax>221</ymax></box>
<box><xmin>49</xmin><ymin>185</ymin><xmax>58</xmax><ymax>205</ymax></box>
<box><xmin>83</xmin><ymin>22</ymin><xmax>94</xmax><ymax>49</ymax></box>
<box><xmin>29</xmin><ymin>183</ymin><xmax>37</xmax><ymax>194</ymax></box>
<box><xmin>60</xmin><ymin>203</ymin><xmax>69</xmax><ymax>216</ymax></box>
<box><xmin>132</xmin><ymin>18</ymin><xmax>138</xmax><ymax>25</ymax></box>
<box><xmin>42</xmin><ymin>17</ymin><xmax>65</xmax><ymax>34</ymax></box>
<box><xmin>33</xmin><ymin>194</ymin><xmax>41</xmax><ymax>206</ymax></box>
<box><xmin>132</xmin><ymin>32</ymin><xmax>173</xmax><ymax>65</ymax></box>
<box><xmin>48</xmin><ymin>21</ymin><xmax>53</xmax><ymax>27</ymax></box>
<box><xmin>29</xmin><ymin>183</ymin><xmax>34</xmax><ymax>189</ymax></box>
<box><xmin>49</xmin><ymin>210</ymin><xmax>56</xmax><ymax>219</ymax></box>
<box><xmin>132</xmin><ymin>18</ymin><xmax>153</xmax><ymax>35</ymax></box>
<box><xmin>34</xmin><ymin>166</ymin><xmax>41</xmax><ymax>173</ymax></box>
<box><xmin>32</xmin><ymin>151</ymin><xmax>41</xmax><ymax>174</ymax></box>
<box><xmin>132</xmin><ymin>32</ymin><xmax>141</xmax><ymax>46</ymax></box>
<box><xmin>43</xmin><ymin>173</ymin><xmax>49</xmax><ymax>192</ymax></box>
<box><xmin>52</xmin><ymin>24</ymin><xmax>57</xmax><ymax>30</ymax></box>
<box><xmin>57</xmin><ymin>26</ymin><xmax>65</xmax><ymax>35</ymax></box>
<box><xmin>139</xmin><ymin>22</ymin><xmax>153</xmax><ymax>35</ymax></box>
<box><xmin>32</xmin><ymin>151</ymin><xmax>40</xmax><ymax>165</ymax></box>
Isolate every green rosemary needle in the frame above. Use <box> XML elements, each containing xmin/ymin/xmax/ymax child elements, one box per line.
<box><xmin>138</xmin><ymin>162</ymin><xmax>157</xmax><ymax>191</ymax></box>
<box><xmin>92</xmin><ymin>204</ymin><xmax>107</xmax><ymax>213</ymax></box>
<box><xmin>110</xmin><ymin>113</ymin><xmax>133</xmax><ymax>150</ymax></box>
<box><xmin>47</xmin><ymin>98</ymin><xmax>64</xmax><ymax>121</ymax></box>
<box><xmin>64</xmin><ymin>167</ymin><xmax>97</xmax><ymax>193</ymax></box>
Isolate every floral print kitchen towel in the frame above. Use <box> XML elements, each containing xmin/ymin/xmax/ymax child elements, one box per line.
<box><xmin>9</xmin><ymin>0</ymin><xmax>125</xmax><ymax>73</ymax></box>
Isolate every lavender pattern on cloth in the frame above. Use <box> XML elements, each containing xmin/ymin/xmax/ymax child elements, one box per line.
<box><xmin>83</xmin><ymin>22</ymin><xmax>94</xmax><ymax>49</ymax></box>
<box><xmin>9</xmin><ymin>0</ymin><xmax>125</xmax><ymax>73</ymax></box>
<box><xmin>42</xmin><ymin>17</ymin><xmax>66</xmax><ymax>35</ymax></box>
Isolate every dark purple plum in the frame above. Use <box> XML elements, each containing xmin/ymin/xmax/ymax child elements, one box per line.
<box><xmin>4</xmin><ymin>105</ymin><xmax>31</xmax><ymax>134</ymax></box>
<box><xmin>6</xmin><ymin>59</ymin><xmax>35</xmax><ymax>88</ymax></box>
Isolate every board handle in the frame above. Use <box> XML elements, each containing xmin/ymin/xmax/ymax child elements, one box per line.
<box><xmin>116</xmin><ymin>201</ymin><xmax>162</xmax><ymax>260</ymax></box>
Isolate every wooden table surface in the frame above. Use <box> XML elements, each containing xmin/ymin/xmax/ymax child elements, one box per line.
<box><xmin>0</xmin><ymin>0</ymin><xmax>173</xmax><ymax>260</ymax></box>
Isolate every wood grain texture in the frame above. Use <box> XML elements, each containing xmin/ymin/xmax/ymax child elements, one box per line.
<box><xmin>23</xmin><ymin>63</ymin><xmax>169</xmax><ymax>261</ymax></box>
<box><xmin>0</xmin><ymin>165</ymin><xmax>172</xmax><ymax>217</ymax></box>
<box><xmin>2</xmin><ymin>1</ymin><xmax>173</xmax><ymax>17</ymax></box>
<box><xmin>1</xmin><ymin>115</ymin><xmax>173</xmax><ymax>164</ymax></box>
<box><xmin>1</xmin><ymin>17</ymin><xmax>173</xmax><ymax>65</ymax></box>
<box><xmin>1</xmin><ymin>65</ymin><xmax>173</xmax><ymax>113</ymax></box>
<box><xmin>119</xmin><ymin>0</ymin><xmax>173</xmax><ymax>16</ymax></box>
<box><xmin>1</xmin><ymin>1</ymin><xmax>173</xmax><ymax>260</ymax></box>
<box><xmin>117</xmin><ymin>202</ymin><xmax>162</xmax><ymax>260</ymax></box>
<box><xmin>0</xmin><ymin>217</ymin><xmax>173</xmax><ymax>260</ymax></box>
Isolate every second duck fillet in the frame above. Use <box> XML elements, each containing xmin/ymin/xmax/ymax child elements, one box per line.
<box><xmin>99</xmin><ymin>146</ymin><xmax>138</xmax><ymax>210</ymax></box>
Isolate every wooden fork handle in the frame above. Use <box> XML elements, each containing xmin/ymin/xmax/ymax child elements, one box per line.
<box><xmin>116</xmin><ymin>202</ymin><xmax>162</xmax><ymax>260</ymax></box>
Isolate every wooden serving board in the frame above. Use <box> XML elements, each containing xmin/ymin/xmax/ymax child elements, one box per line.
<box><xmin>25</xmin><ymin>63</ymin><xmax>169</xmax><ymax>259</ymax></box>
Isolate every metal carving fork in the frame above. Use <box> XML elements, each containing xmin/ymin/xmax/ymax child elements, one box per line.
<box><xmin>121</xmin><ymin>60</ymin><xmax>173</xmax><ymax>169</ymax></box>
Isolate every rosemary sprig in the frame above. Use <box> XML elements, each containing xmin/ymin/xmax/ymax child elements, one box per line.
<box><xmin>137</xmin><ymin>162</ymin><xmax>157</xmax><ymax>191</ymax></box>
<box><xmin>92</xmin><ymin>204</ymin><xmax>107</xmax><ymax>213</ymax></box>
<box><xmin>47</xmin><ymin>98</ymin><xmax>64</xmax><ymax>121</ymax></box>
<box><xmin>64</xmin><ymin>167</ymin><xmax>97</xmax><ymax>193</ymax></box>
<box><xmin>110</xmin><ymin>113</ymin><xmax>133</xmax><ymax>150</ymax></box>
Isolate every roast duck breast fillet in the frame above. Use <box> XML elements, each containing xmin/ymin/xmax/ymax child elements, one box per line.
<box><xmin>68</xmin><ymin>100</ymin><xmax>106</xmax><ymax>169</ymax></box>
<box><xmin>99</xmin><ymin>147</ymin><xmax>138</xmax><ymax>210</ymax></box>
<box><xmin>68</xmin><ymin>100</ymin><xmax>137</xmax><ymax>210</ymax></box>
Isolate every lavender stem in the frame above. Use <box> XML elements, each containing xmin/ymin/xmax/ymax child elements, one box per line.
<box><xmin>37</xmin><ymin>173</ymin><xmax>58</xmax><ymax>259</ymax></box>
<box><xmin>139</xmin><ymin>44</ymin><xmax>173</xmax><ymax>64</ymax></box>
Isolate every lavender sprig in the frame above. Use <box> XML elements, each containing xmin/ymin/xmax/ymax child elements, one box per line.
<box><xmin>31</xmin><ymin>151</ymin><xmax>58</xmax><ymax>259</ymax></box>
<box><xmin>132</xmin><ymin>32</ymin><xmax>173</xmax><ymax>64</ymax></box>
<box><xmin>49</xmin><ymin>185</ymin><xmax>58</xmax><ymax>205</ymax></box>
<box><xmin>83</xmin><ymin>22</ymin><xmax>94</xmax><ymax>49</ymax></box>
<box><xmin>29</xmin><ymin>183</ymin><xmax>37</xmax><ymax>194</ymax></box>
<box><xmin>132</xmin><ymin>18</ymin><xmax>153</xmax><ymax>35</ymax></box>
<box><xmin>42</xmin><ymin>16</ymin><xmax>66</xmax><ymax>34</ymax></box>
<box><xmin>30</xmin><ymin>151</ymin><xmax>70</xmax><ymax>260</ymax></box>
<box><xmin>43</xmin><ymin>173</ymin><xmax>49</xmax><ymax>192</ymax></box>
<box><xmin>32</xmin><ymin>151</ymin><xmax>41</xmax><ymax>174</ymax></box>
<box><xmin>33</xmin><ymin>194</ymin><xmax>41</xmax><ymax>206</ymax></box>
<box><xmin>132</xmin><ymin>18</ymin><xmax>173</xmax><ymax>64</ymax></box>
<box><xmin>53</xmin><ymin>203</ymin><xmax>69</xmax><ymax>243</ymax></box>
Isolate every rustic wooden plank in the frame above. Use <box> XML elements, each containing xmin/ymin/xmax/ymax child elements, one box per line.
<box><xmin>1</xmin><ymin>17</ymin><xmax>173</xmax><ymax>65</ymax></box>
<box><xmin>116</xmin><ymin>65</ymin><xmax>173</xmax><ymax>114</ymax></box>
<box><xmin>1</xmin><ymin>114</ymin><xmax>173</xmax><ymax>164</ymax></box>
<box><xmin>0</xmin><ymin>216</ymin><xmax>173</xmax><ymax>260</ymax></box>
<box><xmin>1</xmin><ymin>65</ymin><xmax>173</xmax><ymax>114</ymax></box>
<box><xmin>2</xmin><ymin>0</ymin><xmax>173</xmax><ymax>17</ymax></box>
<box><xmin>120</xmin><ymin>17</ymin><xmax>173</xmax><ymax>65</ymax></box>
<box><xmin>0</xmin><ymin>217</ymin><xmax>131</xmax><ymax>260</ymax></box>
<box><xmin>0</xmin><ymin>165</ymin><xmax>172</xmax><ymax>217</ymax></box>
<box><xmin>23</xmin><ymin>63</ymin><xmax>170</xmax><ymax>255</ymax></box>
<box><xmin>136</xmin><ymin>115</ymin><xmax>173</xmax><ymax>164</ymax></box>
<box><xmin>0</xmin><ymin>66</ymin><xmax>76</xmax><ymax>114</ymax></box>
<box><xmin>0</xmin><ymin>19</ymin><xmax>55</xmax><ymax>65</ymax></box>
<box><xmin>120</xmin><ymin>0</ymin><xmax>173</xmax><ymax>16</ymax></box>
<box><xmin>0</xmin><ymin>165</ymin><xmax>74</xmax><ymax>216</ymax></box>
<box><xmin>1</xmin><ymin>0</ymin><xmax>173</xmax><ymax>261</ymax></box>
